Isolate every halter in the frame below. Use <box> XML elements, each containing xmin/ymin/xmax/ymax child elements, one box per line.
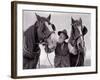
<box><xmin>73</xmin><ymin>34</ymin><xmax>85</xmax><ymax>66</ymax></box>
<box><xmin>70</xmin><ymin>34</ymin><xmax>83</xmax><ymax>47</ymax></box>
<box><xmin>24</xmin><ymin>31</ymin><xmax>55</xmax><ymax>68</ymax></box>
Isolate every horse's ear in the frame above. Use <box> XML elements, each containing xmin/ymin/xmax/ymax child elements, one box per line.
<box><xmin>71</xmin><ymin>17</ymin><xmax>74</xmax><ymax>23</ymax></box>
<box><xmin>35</xmin><ymin>13</ymin><xmax>41</xmax><ymax>21</ymax></box>
<box><xmin>52</xmin><ymin>24</ymin><xmax>56</xmax><ymax>31</ymax></box>
<box><xmin>47</xmin><ymin>14</ymin><xmax>51</xmax><ymax>21</ymax></box>
<box><xmin>82</xmin><ymin>26</ymin><xmax>88</xmax><ymax>36</ymax></box>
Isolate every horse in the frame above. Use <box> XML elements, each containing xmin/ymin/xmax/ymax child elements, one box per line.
<box><xmin>23</xmin><ymin>13</ymin><xmax>57</xmax><ymax>69</ymax></box>
<box><xmin>68</xmin><ymin>17</ymin><xmax>88</xmax><ymax>67</ymax></box>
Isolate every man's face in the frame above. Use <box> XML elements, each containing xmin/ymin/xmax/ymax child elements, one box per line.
<box><xmin>58</xmin><ymin>33</ymin><xmax>66</xmax><ymax>43</ymax></box>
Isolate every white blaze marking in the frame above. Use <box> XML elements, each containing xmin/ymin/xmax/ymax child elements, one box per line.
<box><xmin>45</xmin><ymin>22</ymin><xmax>53</xmax><ymax>32</ymax></box>
<box><xmin>78</xmin><ymin>26</ymin><xmax>84</xmax><ymax>47</ymax></box>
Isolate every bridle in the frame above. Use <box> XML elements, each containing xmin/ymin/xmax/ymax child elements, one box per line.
<box><xmin>24</xmin><ymin>33</ymin><xmax>54</xmax><ymax>68</ymax></box>
<box><xmin>72</xmin><ymin>34</ymin><xmax>85</xmax><ymax>66</ymax></box>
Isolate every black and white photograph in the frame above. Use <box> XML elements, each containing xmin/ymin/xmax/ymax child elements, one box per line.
<box><xmin>23</xmin><ymin>11</ymin><xmax>90</xmax><ymax>69</ymax></box>
<box><xmin>11</xmin><ymin>1</ymin><xmax>97</xmax><ymax>78</ymax></box>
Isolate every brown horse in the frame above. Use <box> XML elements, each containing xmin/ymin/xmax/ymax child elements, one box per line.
<box><xmin>23</xmin><ymin>13</ymin><xmax>57</xmax><ymax>69</ymax></box>
<box><xmin>68</xmin><ymin>17</ymin><xmax>88</xmax><ymax>66</ymax></box>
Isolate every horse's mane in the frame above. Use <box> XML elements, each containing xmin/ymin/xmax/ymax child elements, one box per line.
<box><xmin>24</xmin><ymin>21</ymin><xmax>37</xmax><ymax>35</ymax></box>
<box><xmin>68</xmin><ymin>26</ymin><xmax>75</xmax><ymax>45</ymax></box>
<box><xmin>23</xmin><ymin>21</ymin><xmax>39</xmax><ymax>44</ymax></box>
<box><xmin>69</xmin><ymin>24</ymin><xmax>81</xmax><ymax>46</ymax></box>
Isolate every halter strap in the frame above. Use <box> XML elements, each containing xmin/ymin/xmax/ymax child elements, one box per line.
<box><xmin>75</xmin><ymin>34</ymin><xmax>83</xmax><ymax>42</ymax></box>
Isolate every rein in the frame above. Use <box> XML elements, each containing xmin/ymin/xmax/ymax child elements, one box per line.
<box><xmin>74</xmin><ymin>34</ymin><xmax>83</xmax><ymax>44</ymax></box>
<box><xmin>70</xmin><ymin>34</ymin><xmax>84</xmax><ymax>66</ymax></box>
<box><xmin>46</xmin><ymin>52</ymin><xmax>53</xmax><ymax>67</ymax></box>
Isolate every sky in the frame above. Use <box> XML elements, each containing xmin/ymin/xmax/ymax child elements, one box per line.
<box><xmin>23</xmin><ymin>10</ymin><xmax>91</xmax><ymax>67</ymax></box>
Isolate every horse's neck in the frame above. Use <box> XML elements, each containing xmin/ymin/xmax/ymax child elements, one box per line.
<box><xmin>69</xmin><ymin>27</ymin><xmax>79</xmax><ymax>46</ymax></box>
<box><xmin>68</xmin><ymin>31</ymin><xmax>74</xmax><ymax>45</ymax></box>
<box><xmin>34</xmin><ymin>26</ymin><xmax>39</xmax><ymax>43</ymax></box>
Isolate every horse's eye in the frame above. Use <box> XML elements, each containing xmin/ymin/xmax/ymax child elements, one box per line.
<box><xmin>48</xmin><ymin>22</ymin><xmax>51</xmax><ymax>25</ymax></box>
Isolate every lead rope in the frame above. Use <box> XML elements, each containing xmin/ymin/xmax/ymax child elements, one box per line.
<box><xmin>37</xmin><ymin>51</ymin><xmax>53</xmax><ymax>68</ymax></box>
<box><xmin>38</xmin><ymin>57</ymin><xmax>40</xmax><ymax>68</ymax></box>
<box><xmin>37</xmin><ymin>47</ymin><xmax>53</xmax><ymax>68</ymax></box>
<box><xmin>74</xmin><ymin>35</ymin><xmax>83</xmax><ymax>66</ymax></box>
<box><xmin>75</xmin><ymin>51</ymin><xmax>80</xmax><ymax>66</ymax></box>
<box><xmin>46</xmin><ymin>52</ymin><xmax>53</xmax><ymax>68</ymax></box>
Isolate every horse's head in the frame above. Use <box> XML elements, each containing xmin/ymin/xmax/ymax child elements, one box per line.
<box><xmin>70</xmin><ymin>17</ymin><xmax>88</xmax><ymax>50</ymax></box>
<box><xmin>35</xmin><ymin>13</ymin><xmax>57</xmax><ymax>50</ymax></box>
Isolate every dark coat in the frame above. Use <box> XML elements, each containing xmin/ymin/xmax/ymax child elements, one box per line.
<box><xmin>23</xmin><ymin>25</ymin><xmax>40</xmax><ymax>69</ymax></box>
<box><xmin>70</xmin><ymin>48</ymin><xmax>85</xmax><ymax>66</ymax></box>
<box><xmin>54</xmin><ymin>42</ymin><xmax>70</xmax><ymax>67</ymax></box>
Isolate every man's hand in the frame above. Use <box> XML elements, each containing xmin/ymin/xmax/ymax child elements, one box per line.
<box><xmin>68</xmin><ymin>43</ymin><xmax>77</xmax><ymax>55</ymax></box>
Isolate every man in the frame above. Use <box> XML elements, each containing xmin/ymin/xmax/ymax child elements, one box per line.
<box><xmin>44</xmin><ymin>29</ymin><xmax>76</xmax><ymax>67</ymax></box>
<box><xmin>54</xmin><ymin>29</ymin><xmax>70</xmax><ymax>67</ymax></box>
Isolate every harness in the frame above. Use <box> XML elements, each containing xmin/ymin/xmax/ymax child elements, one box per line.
<box><xmin>23</xmin><ymin>32</ymin><xmax>55</xmax><ymax>68</ymax></box>
<box><xmin>71</xmin><ymin>34</ymin><xmax>85</xmax><ymax>66</ymax></box>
